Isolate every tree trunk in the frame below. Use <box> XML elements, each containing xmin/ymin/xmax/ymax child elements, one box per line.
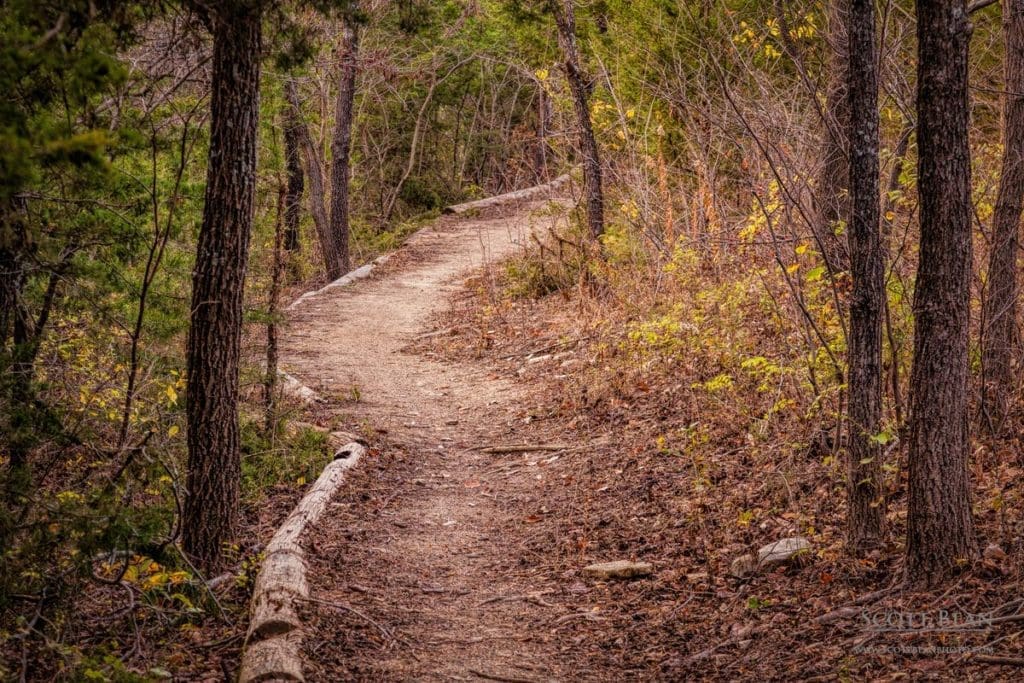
<box><xmin>7</xmin><ymin>277</ymin><xmax>34</xmax><ymax>481</ymax></box>
<box><xmin>283</xmin><ymin>103</ymin><xmax>304</xmax><ymax>256</ymax></box>
<box><xmin>266</xmin><ymin>184</ymin><xmax>285</xmax><ymax>435</ymax></box>
<box><xmin>816</xmin><ymin>0</ymin><xmax>851</xmax><ymax>272</ymax></box>
<box><xmin>328</xmin><ymin>20</ymin><xmax>360</xmax><ymax>276</ymax></box>
<box><xmin>285</xmin><ymin>79</ymin><xmax>342</xmax><ymax>281</ymax></box>
<box><xmin>534</xmin><ymin>85</ymin><xmax>553</xmax><ymax>183</ymax></box>
<box><xmin>845</xmin><ymin>0</ymin><xmax>886</xmax><ymax>551</ymax></box>
<box><xmin>183</xmin><ymin>2</ymin><xmax>261</xmax><ymax>573</ymax></box>
<box><xmin>1</xmin><ymin>201</ymin><xmax>33</xmax><ymax>480</ymax></box>
<box><xmin>981</xmin><ymin>0</ymin><xmax>1024</xmax><ymax>434</ymax></box>
<box><xmin>552</xmin><ymin>0</ymin><xmax>604</xmax><ymax>241</ymax></box>
<box><xmin>905</xmin><ymin>0</ymin><xmax>979</xmax><ymax>586</ymax></box>
<box><xmin>1</xmin><ymin>204</ymin><xmax>65</xmax><ymax>486</ymax></box>
<box><xmin>0</xmin><ymin>244</ymin><xmax>21</xmax><ymax>350</ymax></box>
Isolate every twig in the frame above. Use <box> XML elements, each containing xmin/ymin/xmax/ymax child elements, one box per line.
<box><xmin>427</xmin><ymin>635</ymin><xmax>529</xmax><ymax>645</ymax></box>
<box><xmin>974</xmin><ymin>654</ymin><xmax>1024</xmax><ymax>666</ymax></box>
<box><xmin>198</xmin><ymin>632</ymin><xmax>245</xmax><ymax>650</ymax></box>
<box><xmin>467</xmin><ymin>669</ymin><xmax>539</xmax><ymax>683</ymax></box>
<box><xmin>552</xmin><ymin>612</ymin><xmax>607</xmax><ymax>626</ymax></box>
<box><xmin>415</xmin><ymin>325</ymin><xmax>465</xmax><ymax>339</ymax></box>
<box><xmin>968</xmin><ymin>0</ymin><xmax>999</xmax><ymax>14</ymax></box>
<box><xmin>499</xmin><ymin>335</ymin><xmax>591</xmax><ymax>360</ymax></box>
<box><xmin>173</xmin><ymin>545</ymin><xmax>229</xmax><ymax>623</ymax></box>
<box><xmin>477</xmin><ymin>592</ymin><xmax>556</xmax><ymax>608</ymax></box>
<box><xmin>684</xmin><ymin>638</ymin><xmax>733</xmax><ymax>664</ymax></box>
<box><xmin>299</xmin><ymin>596</ymin><xmax>393</xmax><ymax>642</ymax></box>
<box><xmin>473</xmin><ymin>444</ymin><xmax>569</xmax><ymax>454</ymax></box>
<box><xmin>815</xmin><ymin>587</ymin><xmax>897</xmax><ymax>624</ymax></box>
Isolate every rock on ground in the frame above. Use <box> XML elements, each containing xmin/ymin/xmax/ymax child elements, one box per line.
<box><xmin>757</xmin><ymin>537</ymin><xmax>812</xmax><ymax>568</ymax></box>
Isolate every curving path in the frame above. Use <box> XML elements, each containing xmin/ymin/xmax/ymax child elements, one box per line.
<box><xmin>281</xmin><ymin>196</ymin><xmax>577</xmax><ymax>681</ymax></box>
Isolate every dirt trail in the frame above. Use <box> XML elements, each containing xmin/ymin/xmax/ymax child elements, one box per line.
<box><xmin>281</xmin><ymin>199</ymin><xmax>577</xmax><ymax>681</ymax></box>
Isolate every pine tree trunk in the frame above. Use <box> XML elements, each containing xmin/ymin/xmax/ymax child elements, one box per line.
<box><xmin>905</xmin><ymin>0</ymin><xmax>979</xmax><ymax>586</ymax></box>
<box><xmin>981</xmin><ymin>0</ymin><xmax>1024</xmax><ymax>434</ymax></box>
<box><xmin>266</xmin><ymin>184</ymin><xmax>285</xmax><ymax>434</ymax></box>
<box><xmin>845</xmin><ymin>0</ymin><xmax>886</xmax><ymax>552</ymax></box>
<box><xmin>283</xmin><ymin>104</ymin><xmax>304</xmax><ymax>255</ymax></box>
<box><xmin>286</xmin><ymin>80</ymin><xmax>342</xmax><ymax>281</ymax></box>
<box><xmin>328</xmin><ymin>20</ymin><xmax>360</xmax><ymax>276</ymax></box>
<box><xmin>183</xmin><ymin>3</ymin><xmax>261</xmax><ymax>573</ymax></box>
<box><xmin>553</xmin><ymin>0</ymin><xmax>604</xmax><ymax>241</ymax></box>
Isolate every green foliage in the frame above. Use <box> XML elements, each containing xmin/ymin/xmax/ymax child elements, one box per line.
<box><xmin>399</xmin><ymin>176</ymin><xmax>443</xmax><ymax>212</ymax></box>
<box><xmin>240</xmin><ymin>420</ymin><xmax>331</xmax><ymax>497</ymax></box>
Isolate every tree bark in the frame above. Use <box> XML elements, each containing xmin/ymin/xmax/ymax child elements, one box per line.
<box><xmin>286</xmin><ymin>79</ymin><xmax>342</xmax><ymax>281</ymax></box>
<box><xmin>0</xmin><ymin>233</ymin><xmax>31</xmax><ymax>476</ymax></box>
<box><xmin>183</xmin><ymin>2</ymin><xmax>261</xmax><ymax>573</ymax></box>
<box><xmin>1</xmin><ymin>203</ymin><xmax>68</xmax><ymax>487</ymax></box>
<box><xmin>906</xmin><ymin>0</ymin><xmax>979</xmax><ymax>586</ymax></box>
<box><xmin>816</xmin><ymin>0</ymin><xmax>851</xmax><ymax>272</ymax></box>
<box><xmin>845</xmin><ymin>0</ymin><xmax>886</xmax><ymax>552</ymax></box>
<box><xmin>981</xmin><ymin>0</ymin><xmax>1024</xmax><ymax>434</ymax></box>
<box><xmin>265</xmin><ymin>184</ymin><xmax>285</xmax><ymax>435</ymax></box>
<box><xmin>534</xmin><ymin>85</ymin><xmax>553</xmax><ymax>183</ymax></box>
<box><xmin>328</xmin><ymin>19</ymin><xmax>360</xmax><ymax>276</ymax></box>
<box><xmin>283</xmin><ymin>102</ymin><xmax>304</xmax><ymax>255</ymax></box>
<box><xmin>552</xmin><ymin>0</ymin><xmax>604</xmax><ymax>241</ymax></box>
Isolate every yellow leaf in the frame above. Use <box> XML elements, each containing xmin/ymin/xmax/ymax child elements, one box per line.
<box><xmin>167</xmin><ymin>425</ymin><xmax>180</xmax><ymax>438</ymax></box>
<box><xmin>166</xmin><ymin>385</ymin><xmax>178</xmax><ymax>404</ymax></box>
<box><xmin>795</xmin><ymin>243</ymin><xmax>809</xmax><ymax>255</ymax></box>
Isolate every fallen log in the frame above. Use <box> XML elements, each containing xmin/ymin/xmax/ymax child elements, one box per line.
<box><xmin>238</xmin><ymin>631</ymin><xmax>304</xmax><ymax>682</ymax></box>
<box><xmin>444</xmin><ymin>173</ymin><xmax>572</xmax><ymax>215</ymax></box>
<box><xmin>286</xmin><ymin>252</ymin><xmax>393</xmax><ymax>311</ymax></box>
<box><xmin>239</xmin><ymin>442</ymin><xmax>365</xmax><ymax>683</ymax></box>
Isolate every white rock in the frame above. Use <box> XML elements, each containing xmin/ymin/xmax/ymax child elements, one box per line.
<box><xmin>757</xmin><ymin>537</ymin><xmax>812</xmax><ymax>567</ymax></box>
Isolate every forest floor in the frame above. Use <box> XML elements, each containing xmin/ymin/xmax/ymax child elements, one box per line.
<box><xmin>278</xmin><ymin>198</ymin><xmax>1024</xmax><ymax>682</ymax></box>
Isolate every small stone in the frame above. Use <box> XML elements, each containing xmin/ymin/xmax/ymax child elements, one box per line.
<box><xmin>984</xmin><ymin>543</ymin><xmax>1008</xmax><ymax>561</ymax></box>
<box><xmin>729</xmin><ymin>554</ymin><xmax>757</xmax><ymax>578</ymax></box>
<box><xmin>730</xmin><ymin>623</ymin><xmax>753</xmax><ymax>638</ymax></box>
<box><xmin>757</xmin><ymin>537</ymin><xmax>812</xmax><ymax>568</ymax></box>
<box><xmin>582</xmin><ymin>560</ymin><xmax>653</xmax><ymax>580</ymax></box>
<box><xmin>685</xmin><ymin>572</ymin><xmax>709</xmax><ymax>583</ymax></box>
